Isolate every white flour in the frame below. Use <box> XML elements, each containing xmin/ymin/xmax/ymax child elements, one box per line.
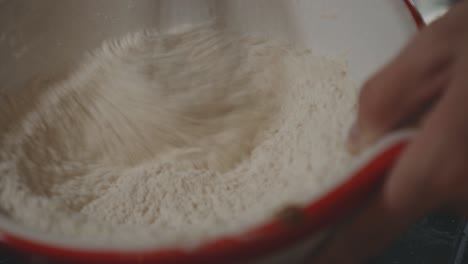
<box><xmin>0</xmin><ymin>25</ymin><xmax>356</xmax><ymax>248</ymax></box>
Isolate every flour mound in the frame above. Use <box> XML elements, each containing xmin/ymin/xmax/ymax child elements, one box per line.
<box><xmin>0</xmin><ymin>25</ymin><xmax>356</xmax><ymax>248</ymax></box>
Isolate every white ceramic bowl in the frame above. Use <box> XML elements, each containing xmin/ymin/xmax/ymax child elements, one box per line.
<box><xmin>0</xmin><ymin>1</ymin><xmax>421</xmax><ymax>263</ymax></box>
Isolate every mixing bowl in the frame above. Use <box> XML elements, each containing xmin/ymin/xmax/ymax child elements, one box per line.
<box><xmin>0</xmin><ymin>0</ymin><xmax>422</xmax><ymax>263</ymax></box>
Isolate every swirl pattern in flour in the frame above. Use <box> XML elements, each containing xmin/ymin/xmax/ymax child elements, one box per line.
<box><xmin>0</xmin><ymin>24</ymin><xmax>356</xmax><ymax>247</ymax></box>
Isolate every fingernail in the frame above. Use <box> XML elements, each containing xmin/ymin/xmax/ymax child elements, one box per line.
<box><xmin>347</xmin><ymin>121</ymin><xmax>360</xmax><ymax>154</ymax></box>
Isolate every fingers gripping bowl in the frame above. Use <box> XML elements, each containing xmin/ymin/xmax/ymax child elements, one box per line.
<box><xmin>0</xmin><ymin>0</ymin><xmax>421</xmax><ymax>263</ymax></box>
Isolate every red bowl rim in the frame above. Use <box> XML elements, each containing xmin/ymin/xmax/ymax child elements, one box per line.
<box><xmin>0</xmin><ymin>2</ymin><xmax>424</xmax><ymax>263</ymax></box>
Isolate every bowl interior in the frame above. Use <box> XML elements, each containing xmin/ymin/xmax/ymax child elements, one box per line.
<box><xmin>0</xmin><ymin>0</ymin><xmax>417</xmax><ymax>91</ymax></box>
<box><xmin>0</xmin><ymin>0</ymin><xmax>418</xmax><ymax>255</ymax></box>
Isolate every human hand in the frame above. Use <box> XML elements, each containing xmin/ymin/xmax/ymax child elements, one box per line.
<box><xmin>313</xmin><ymin>1</ymin><xmax>468</xmax><ymax>263</ymax></box>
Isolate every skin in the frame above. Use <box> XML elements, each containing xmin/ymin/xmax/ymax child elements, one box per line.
<box><xmin>313</xmin><ymin>1</ymin><xmax>468</xmax><ymax>263</ymax></box>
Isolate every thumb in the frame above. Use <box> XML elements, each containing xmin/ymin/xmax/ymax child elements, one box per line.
<box><xmin>348</xmin><ymin>20</ymin><xmax>453</xmax><ymax>153</ymax></box>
